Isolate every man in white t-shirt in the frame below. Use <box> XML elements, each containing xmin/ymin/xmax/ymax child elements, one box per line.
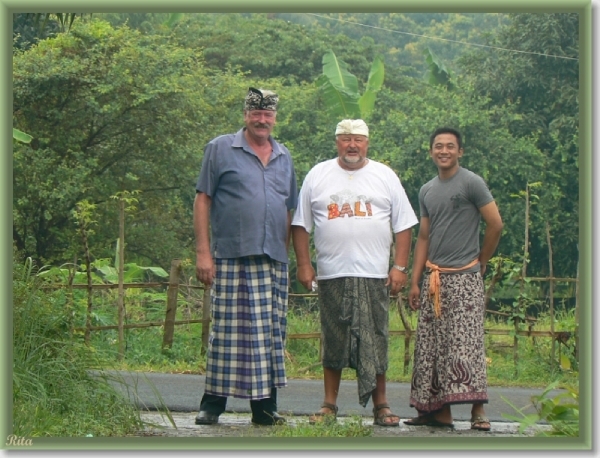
<box><xmin>292</xmin><ymin>119</ymin><xmax>418</xmax><ymax>426</ymax></box>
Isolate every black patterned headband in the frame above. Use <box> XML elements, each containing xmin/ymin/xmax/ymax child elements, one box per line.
<box><xmin>244</xmin><ymin>87</ymin><xmax>278</xmax><ymax>111</ymax></box>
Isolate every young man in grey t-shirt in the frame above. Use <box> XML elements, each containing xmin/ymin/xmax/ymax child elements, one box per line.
<box><xmin>405</xmin><ymin>127</ymin><xmax>503</xmax><ymax>431</ymax></box>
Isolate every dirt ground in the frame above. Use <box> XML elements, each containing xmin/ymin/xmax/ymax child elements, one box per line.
<box><xmin>135</xmin><ymin>411</ymin><xmax>548</xmax><ymax>438</ymax></box>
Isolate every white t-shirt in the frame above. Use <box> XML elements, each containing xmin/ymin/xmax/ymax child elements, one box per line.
<box><xmin>292</xmin><ymin>158</ymin><xmax>418</xmax><ymax>279</ymax></box>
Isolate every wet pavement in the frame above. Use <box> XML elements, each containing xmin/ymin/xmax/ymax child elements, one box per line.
<box><xmin>108</xmin><ymin>371</ymin><xmax>561</xmax><ymax>423</ymax></box>
<box><xmin>138</xmin><ymin>411</ymin><xmax>551</xmax><ymax>438</ymax></box>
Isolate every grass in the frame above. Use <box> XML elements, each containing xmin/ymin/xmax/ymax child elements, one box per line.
<box><xmin>267</xmin><ymin>416</ymin><xmax>373</xmax><ymax>437</ymax></box>
<box><xmin>78</xmin><ymin>289</ymin><xmax>579</xmax><ymax>391</ymax></box>
<box><xmin>502</xmin><ymin>381</ymin><xmax>579</xmax><ymax>437</ymax></box>
<box><xmin>12</xmin><ymin>254</ymin><xmax>144</xmax><ymax>437</ymax></box>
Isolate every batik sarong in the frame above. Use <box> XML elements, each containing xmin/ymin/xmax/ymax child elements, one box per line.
<box><xmin>203</xmin><ymin>255</ymin><xmax>288</xmax><ymax>400</ymax></box>
<box><xmin>409</xmin><ymin>271</ymin><xmax>488</xmax><ymax>413</ymax></box>
<box><xmin>319</xmin><ymin>277</ymin><xmax>389</xmax><ymax>407</ymax></box>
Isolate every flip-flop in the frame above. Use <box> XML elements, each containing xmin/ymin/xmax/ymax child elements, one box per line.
<box><xmin>471</xmin><ymin>415</ymin><xmax>491</xmax><ymax>431</ymax></box>
<box><xmin>425</xmin><ymin>418</ymin><xmax>455</xmax><ymax>429</ymax></box>
<box><xmin>403</xmin><ymin>415</ymin><xmax>432</xmax><ymax>426</ymax></box>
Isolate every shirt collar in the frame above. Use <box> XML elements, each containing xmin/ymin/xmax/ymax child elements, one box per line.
<box><xmin>232</xmin><ymin>128</ymin><xmax>283</xmax><ymax>157</ymax></box>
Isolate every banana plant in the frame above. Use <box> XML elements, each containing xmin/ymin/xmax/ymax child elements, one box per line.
<box><xmin>423</xmin><ymin>47</ymin><xmax>454</xmax><ymax>90</ymax></box>
<box><xmin>163</xmin><ymin>13</ymin><xmax>185</xmax><ymax>29</ymax></box>
<box><xmin>316</xmin><ymin>49</ymin><xmax>385</xmax><ymax>120</ymax></box>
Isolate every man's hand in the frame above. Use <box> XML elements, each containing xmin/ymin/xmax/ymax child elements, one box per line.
<box><xmin>296</xmin><ymin>264</ymin><xmax>316</xmax><ymax>292</ymax></box>
<box><xmin>408</xmin><ymin>284</ymin><xmax>421</xmax><ymax>311</ymax></box>
<box><xmin>386</xmin><ymin>269</ymin><xmax>407</xmax><ymax>296</ymax></box>
<box><xmin>196</xmin><ymin>252</ymin><xmax>215</xmax><ymax>287</ymax></box>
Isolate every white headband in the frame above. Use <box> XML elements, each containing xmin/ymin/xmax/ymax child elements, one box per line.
<box><xmin>335</xmin><ymin>119</ymin><xmax>369</xmax><ymax>137</ymax></box>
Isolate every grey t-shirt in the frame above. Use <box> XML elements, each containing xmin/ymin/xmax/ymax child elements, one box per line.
<box><xmin>419</xmin><ymin>167</ymin><xmax>494</xmax><ymax>272</ymax></box>
<box><xmin>195</xmin><ymin>128</ymin><xmax>298</xmax><ymax>264</ymax></box>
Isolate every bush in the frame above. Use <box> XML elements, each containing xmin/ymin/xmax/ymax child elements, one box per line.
<box><xmin>502</xmin><ymin>381</ymin><xmax>579</xmax><ymax>436</ymax></box>
<box><xmin>12</xmin><ymin>252</ymin><xmax>143</xmax><ymax>437</ymax></box>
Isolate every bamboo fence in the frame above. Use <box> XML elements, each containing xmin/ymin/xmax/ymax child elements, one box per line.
<box><xmin>63</xmin><ymin>258</ymin><xmax>578</xmax><ymax>374</ymax></box>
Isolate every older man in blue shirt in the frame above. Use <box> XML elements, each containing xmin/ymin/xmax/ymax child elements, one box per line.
<box><xmin>193</xmin><ymin>87</ymin><xmax>297</xmax><ymax>426</ymax></box>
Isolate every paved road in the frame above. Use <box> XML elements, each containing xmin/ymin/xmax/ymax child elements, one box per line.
<box><xmin>103</xmin><ymin>370</ymin><xmax>559</xmax><ymax>423</ymax></box>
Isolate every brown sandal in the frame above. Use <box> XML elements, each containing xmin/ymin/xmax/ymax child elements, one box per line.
<box><xmin>470</xmin><ymin>414</ymin><xmax>491</xmax><ymax>431</ymax></box>
<box><xmin>373</xmin><ymin>403</ymin><xmax>400</xmax><ymax>427</ymax></box>
<box><xmin>308</xmin><ymin>402</ymin><xmax>338</xmax><ymax>424</ymax></box>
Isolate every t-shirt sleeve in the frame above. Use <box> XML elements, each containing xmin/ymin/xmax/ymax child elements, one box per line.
<box><xmin>469</xmin><ymin>174</ymin><xmax>494</xmax><ymax>209</ymax></box>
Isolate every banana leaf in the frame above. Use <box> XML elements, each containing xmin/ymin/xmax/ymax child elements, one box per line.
<box><xmin>321</xmin><ymin>49</ymin><xmax>359</xmax><ymax>94</ymax></box>
<box><xmin>13</xmin><ymin>128</ymin><xmax>32</xmax><ymax>144</ymax></box>
<box><xmin>423</xmin><ymin>47</ymin><xmax>454</xmax><ymax>90</ymax></box>
<box><xmin>358</xmin><ymin>54</ymin><xmax>385</xmax><ymax>119</ymax></box>
<box><xmin>316</xmin><ymin>75</ymin><xmax>361</xmax><ymax>119</ymax></box>
<box><xmin>317</xmin><ymin>50</ymin><xmax>361</xmax><ymax>119</ymax></box>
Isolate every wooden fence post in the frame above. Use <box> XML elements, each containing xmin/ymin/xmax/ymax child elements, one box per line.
<box><xmin>396</xmin><ymin>294</ymin><xmax>413</xmax><ymax>375</ymax></box>
<box><xmin>162</xmin><ymin>259</ymin><xmax>182</xmax><ymax>350</ymax></box>
<box><xmin>117</xmin><ymin>200</ymin><xmax>126</xmax><ymax>360</ymax></box>
<box><xmin>514</xmin><ymin>183</ymin><xmax>530</xmax><ymax>376</ymax></box>
<box><xmin>546</xmin><ymin>222</ymin><xmax>556</xmax><ymax>365</ymax></box>
<box><xmin>201</xmin><ymin>287</ymin><xmax>211</xmax><ymax>354</ymax></box>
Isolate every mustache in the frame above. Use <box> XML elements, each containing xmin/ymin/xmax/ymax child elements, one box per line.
<box><xmin>252</xmin><ymin>122</ymin><xmax>271</xmax><ymax>129</ymax></box>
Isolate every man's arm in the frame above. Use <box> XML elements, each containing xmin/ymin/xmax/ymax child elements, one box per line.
<box><xmin>286</xmin><ymin>211</ymin><xmax>293</xmax><ymax>252</ymax></box>
<box><xmin>194</xmin><ymin>192</ymin><xmax>214</xmax><ymax>286</ymax></box>
<box><xmin>292</xmin><ymin>225</ymin><xmax>315</xmax><ymax>291</ymax></box>
<box><xmin>408</xmin><ymin>217</ymin><xmax>430</xmax><ymax>310</ymax></box>
<box><xmin>478</xmin><ymin>201</ymin><xmax>503</xmax><ymax>275</ymax></box>
<box><xmin>387</xmin><ymin>228</ymin><xmax>412</xmax><ymax>295</ymax></box>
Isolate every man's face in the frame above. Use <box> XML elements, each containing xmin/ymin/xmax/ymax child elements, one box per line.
<box><xmin>244</xmin><ymin>110</ymin><xmax>276</xmax><ymax>140</ymax></box>
<box><xmin>430</xmin><ymin>133</ymin><xmax>463</xmax><ymax>171</ymax></box>
<box><xmin>336</xmin><ymin>134</ymin><xmax>369</xmax><ymax>168</ymax></box>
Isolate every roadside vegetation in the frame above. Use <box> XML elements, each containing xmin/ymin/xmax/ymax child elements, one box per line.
<box><xmin>85</xmin><ymin>295</ymin><xmax>579</xmax><ymax>389</ymax></box>
<box><xmin>12</xmin><ymin>253</ymin><xmax>143</xmax><ymax>437</ymax></box>
<box><xmin>267</xmin><ymin>416</ymin><xmax>373</xmax><ymax>438</ymax></box>
<box><xmin>59</xmin><ymin>261</ymin><xmax>578</xmax><ymax>390</ymax></box>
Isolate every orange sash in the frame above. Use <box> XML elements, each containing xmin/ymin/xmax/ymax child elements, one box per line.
<box><xmin>426</xmin><ymin>258</ymin><xmax>479</xmax><ymax>318</ymax></box>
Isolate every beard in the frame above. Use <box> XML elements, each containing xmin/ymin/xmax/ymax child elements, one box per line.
<box><xmin>340</xmin><ymin>153</ymin><xmax>365</xmax><ymax>165</ymax></box>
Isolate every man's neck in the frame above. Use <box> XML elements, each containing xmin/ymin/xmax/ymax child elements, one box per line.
<box><xmin>244</xmin><ymin>130</ymin><xmax>270</xmax><ymax>149</ymax></box>
<box><xmin>337</xmin><ymin>157</ymin><xmax>368</xmax><ymax>171</ymax></box>
<box><xmin>438</xmin><ymin>165</ymin><xmax>460</xmax><ymax>180</ymax></box>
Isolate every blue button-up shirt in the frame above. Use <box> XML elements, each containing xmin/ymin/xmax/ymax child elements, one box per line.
<box><xmin>196</xmin><ymin>128</ymin><xmax>298</xmax><ymax>264</ymax></box>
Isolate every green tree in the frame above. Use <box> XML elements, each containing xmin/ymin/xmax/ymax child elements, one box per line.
<box><xmin>13</xmin><ymin>19</ymin><xmax>215</xmax><ymax>265</ymax></box>
<box><xmin>13</xmin><ymin>13</ymin><xmax>92</xmax><ymax>49</ymax></box>
<box><xmin>167</xmin><ymin>13</ymin><xmax>384</xmax><ymax>85</ymax></box>
<box><xmin>458</xmin><ymin>13</ymin><xmax>579</xmax><ymax>277</ymax></box>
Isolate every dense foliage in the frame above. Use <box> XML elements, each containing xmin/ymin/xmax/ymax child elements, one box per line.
<box><xmin>12</xmin><ymin>251</ymin><xmax>142</xmax><ymax>436</ymax></box>
<box><xmin>13</xmin><ymin>12</ymin><xmax>580</xmax><ymax>283</ymax></box>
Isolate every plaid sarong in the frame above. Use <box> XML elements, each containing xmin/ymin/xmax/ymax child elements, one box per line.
<box><xmin>203</xmin><ymin>255</ymin><xmax>288</xmax><ymax>400</ymax></box>
<box><xmin>409</xmin><ymin>271</ymin><xmax>488</xmax><ymax>413</ymax></box>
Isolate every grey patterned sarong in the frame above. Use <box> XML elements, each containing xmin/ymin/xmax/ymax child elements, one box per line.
<box><xmin>318</xmin><ymin>277</ymin><xmax>389</xmax><ymax>407</ymax></box>
<box><xmin>409</xmin><ymin>271</ymin><xmax>488</xmax><ymax>413</ymax></box>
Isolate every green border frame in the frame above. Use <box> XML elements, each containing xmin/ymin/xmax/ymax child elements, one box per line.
<box><xmin>2</xmin><ymin>0</ymin><xmax>593</xmax><ymax>452</ymax></box>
